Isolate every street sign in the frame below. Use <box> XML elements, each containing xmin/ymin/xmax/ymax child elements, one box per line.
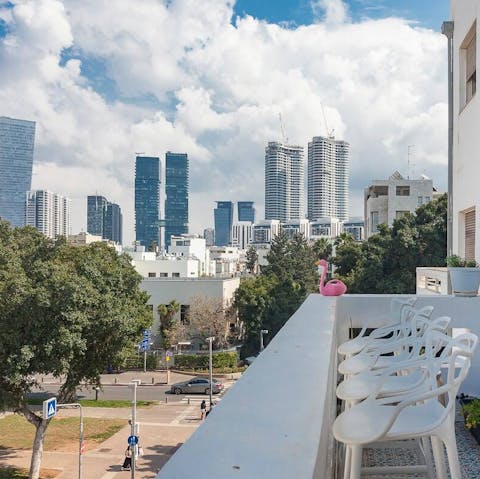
<box><xmin>128</xmin><ymin>435</ymin><xmax>139</xmax><ymax>446</ymax></box>
<box><xmin>43</xmin><ymin>397</ymin><xmax>57</xmax><ymax>419</ymax></box>
<box><xmin>143</xmin><ymin>329</ymin><xmax>151</xmax><ymax>338</ymax></box>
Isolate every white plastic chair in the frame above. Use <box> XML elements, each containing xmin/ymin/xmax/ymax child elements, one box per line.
<box><xmin>338</xmin><ymin>297</ymin><xmax>417</xmax><ymax>357</ymax></box>
<box><xmin>333</xmin><ymin>332</ymin><xmax>478</xmax><ymax>479</ymax></box>
<box><xmin>338</xmin><ymin>308</ymin><xmax>445</xmax><ymax>377</ymax></box>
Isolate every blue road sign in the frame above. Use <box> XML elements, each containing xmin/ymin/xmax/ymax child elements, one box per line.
<box><xmin>43</xmin><ymin>397</ymin><xmax>57</xmax><ymax>419</ymax></box>
<box><xmin>143</xmin><ymin>329</ymin><xmax>151</xmax><ymax>338</ymax></box>
<box><xmin>128</xmin><ymin>435</ymin><xmax>139</xmax><ymax>446</ymax></box>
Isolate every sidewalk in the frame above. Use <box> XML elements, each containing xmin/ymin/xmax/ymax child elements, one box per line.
<box><xmin>0</xmin><ymin>402</ymin><xmax>202</xmax><ymax>479</ymax></box>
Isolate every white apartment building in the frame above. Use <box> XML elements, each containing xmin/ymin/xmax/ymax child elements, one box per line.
<box><xmin>68</xmin><ymin>232</ymin><xmax>103</xmax><ymax>246</ymax></box>
<box><xmin>282</xmin><ymin>219</ymin><xmax>310</xmax><ymax>240</ymax></box>
<box><xmin>307</xmin><ymin>136</ymin><xmax>350</xmax><ymax>222</ymax></box>
<box><xmin>310</xmin><ymin>216</ymin><xmax>342</xmax><ymax>239</ymax></box>
<box><xmin>25</xmin><ymin>190</ymin><xmax>71</xmax><ymax>239</ymax></box>
<box><xmin>232</xmin><ymin>221</ymin><xmax>253</xmax><ymax>250</ymax></box>
<box><xmin>209</xmin><ymin>246</ymin><xmax>241</xmax><ymax>276</ymax></box>
<box><xmin>343</xmin><ymin>217</ymin><xmax>365</xmax><ymax>242</ymax></box>
<box><xmin>265</xmin><ymin>142</ymin><xmax>304</xmax><ymax>221</ymax></box>
<box><xmin>168</xmin><ymin>235</ymin><xmax>210</xmax><ymax>276</ymax></box>
<box><xmin>133</xmin><ymin>256</ymin><xmax>199</xmax><ymax>278</ymax></box>
<box><xmin>251</xmin><ymin>220</ymin><xmax>281</xmax><ymax>245</ymax></box>
<box><xmin>451</xmin><ymin>0</ymin><xmax>480</xmax><ymax>261</ymax></box>
<box><xmin>364</xmin><ymin>171</ymin><xmax>435</xmax><ymax>238</ymax></box>
<box><xmin>141</xmin><ymin>277</ymin><xmax>240</xmax><ymax>340</ymax></box>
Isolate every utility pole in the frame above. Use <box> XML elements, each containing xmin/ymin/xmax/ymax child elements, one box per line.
<box><xmin>130</xmin><ymin>379</ymin><xmax>141</xmax><ymax>478</ymax></box>
<box><xmin>58</xmin><ymin>403</ymin><xmax>83</xmax><ymax>479</ymax></box>
<box><xmin>206</xmin><ymin>337</ymin><xmax>215</xmax><ymax>407</ymax></box>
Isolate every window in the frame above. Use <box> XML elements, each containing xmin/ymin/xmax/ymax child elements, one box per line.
<box><xmin>180</xmin><ymin>305</ymin><xmax>190</xmax><ymax>324</ymax></box>
<box><xmin>159</xmin><ymin>272</ymin><xmax>168</xmax><ymax>277</ymax></box>
<box><xmin>417</xmin><ymin>196</ymin><xmax>423</xmax><ymax>206</ymax></box>
<box><xmin>370</xmin><ymin>211</ymin><xmax>379</xmax><ymax>232</ymax></box>
<box><xmin>465</xmin><ymin>209</ymin><xmax>476</xmax><ymax>262</ymax></box>
<box><xmin>148</xmin><ymin>272</ymin><xmax>156</xmax><ymax>278</ymax></box>
<box><xmin>396</xmin><ymin>211</ymin><xmax>409</xmax><ymax>220</ymax></box>
<box><xmin>461</xmin><ymin>21</ymin><xmax>477</xmax><ymax>107</ymax></box>
<box><xmin>172</xmin><ymin>272</ymin><xmax>180</xmax><ymax>277</ymax></box>
<box><xmin>396</xmin><ymin>186</ymin><xmax>410</xmax><ymax>196</ymax></box>
<box><xmin>425</xmin><ymin>196</ymin><xmax>431</xmax><ymax>203</ymax></box>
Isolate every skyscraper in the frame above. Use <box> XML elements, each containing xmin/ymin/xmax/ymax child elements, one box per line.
<box><xmin>237</xmin><ymin>201</ymin><xmax>255</xmax><ymax>222</ymax></box>
<box><xmin>87</xmin><ymin>195</ymin><xmax>108</xmax><ymax>236</ymax></box>
<box><xmin>0</xmin><ymin>116</ymin><xmax>35</xmax><ymax>227</ymax></box>
<box><xmin>265</xmin><ymin>142</ymin><xmax>304</xmax><ymax>221</ymax></box>
<box><xmin>165</xmin><ymin>152</ymin><xmax>189</xmax><ymax>248</ymax></box>
<box><xmin>25</xmin><ymin>190</ymin><xmax>71</xmax><ymax>238</ymax></box>
<box><xmin>104</xmin><ymin>202</ymin><xmax>123</xmax><ymax>244</ymax></box>
<box><xmin>135</xmin><ymin>156</ymin><xmax>160</xmax><ymax>249</ymax></box>
<box><xmin>307</xmin><ymin>136</ymin><xmax>350</xmax><ymax>221</ymax></box>
<box><xmin>214</xmin><ymin>201</ymin><xmax>234</xmax><ymax>246</ymax></box>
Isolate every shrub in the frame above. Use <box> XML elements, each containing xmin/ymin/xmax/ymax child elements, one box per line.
<box><xmin>174</xmin><ymin>351</ymin><xmax>238</xmax><ymax>370</ymax></box>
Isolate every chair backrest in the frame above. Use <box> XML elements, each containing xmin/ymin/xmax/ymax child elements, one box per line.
<box><xmin>390</xmin><ymin>297</ymin><xmax>418</xmax><ymax>322</ymax></box>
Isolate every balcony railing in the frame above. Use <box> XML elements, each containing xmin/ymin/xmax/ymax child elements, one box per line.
<box><xmin>156</xmin><ymin>294</ymin><xmax>480</xmax><ymax>479</ymax></box>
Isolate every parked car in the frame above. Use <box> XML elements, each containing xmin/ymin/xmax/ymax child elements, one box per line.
<box><xmin>170</xmin><ymin>377</ymin><xmax>224</xmax><ymax>395</ymax></box>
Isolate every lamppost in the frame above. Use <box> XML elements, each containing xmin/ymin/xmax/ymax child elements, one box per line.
<box><xmin>129</xmin><ymin>379</ymin><xmax>141</xmax><ymax>478</ymax></box>
<box><xmin>260</xmin><ymin>329</ymin><xmax>268</xmax><ymax>352</ymax></box>
<box><xmin>206</xmin><ymin>337</ymin><xmax>215</xmax><ymax>407</ymax></box>
<box><xmin>58</xmin><ymin>403</ymin><xmax>83</xmax><ymax>479</ymax></box>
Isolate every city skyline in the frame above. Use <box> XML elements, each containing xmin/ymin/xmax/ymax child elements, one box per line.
<box><xmin>0</xmin><ymin>1</ymin><xmax>449</xmax><ymax>243</ymax></box>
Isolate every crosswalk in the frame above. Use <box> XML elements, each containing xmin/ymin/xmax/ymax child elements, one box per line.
<box><xmin>179</xmin><ymin>381</ymin><xmax>234</xmax><ymax>404</ymax></box>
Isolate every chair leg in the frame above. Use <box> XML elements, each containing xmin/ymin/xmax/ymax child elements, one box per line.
<box><xmin>350</xmin><ymin>445</ymin><xmax>362</xmax><ymax>479</ymax></box>
<box><xmin>444</xmin><ymin>434</ymin><xmax>461</xmax><ymax>479</ymax></box>
<box><xmin>431</xmin><ymin>436</ymin><xmax>447</xmax><ymax>479</ymax></box>
<box><xmin>420</xmin><ymin>437</ymin><xmax>435</xmax><ymax>479</ymax></box>
<box><xmin>343</xmin><ymin>444</ymin><xmax>351</xmax><ymax>479</ymax></box>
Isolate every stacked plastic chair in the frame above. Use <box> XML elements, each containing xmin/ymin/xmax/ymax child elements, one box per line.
<box><xmin>334</xmin><ymin>299</ymin><xmax>478</xmax><ymax>479</ymax></box>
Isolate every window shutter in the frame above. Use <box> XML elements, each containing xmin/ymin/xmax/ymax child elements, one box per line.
<box><xmin>465</xmin><ymin>209</ymin><xmax>476</xmax><ymax>261</ymax></box>
<box><xmin>467</xmin><ymin>37</ymin><xmax>476</xmax><ymax>79</ymax></box>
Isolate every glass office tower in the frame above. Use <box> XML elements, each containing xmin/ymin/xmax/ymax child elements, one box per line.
<box><xmin>104</xmin><ymin>202</ymin><xmax>123</xmax><ymax>244</ymax></box>
<box><xmin>135</xmin><ymin>156</ymin><xmax>160</xmax><ymax>249</ymax></box>
<box><xmin>0</xmin><ymin>117</ymin><xmax>35</xmax><ymax>227</ymax></box>
<box><xmin>87</xmin><ymin>195</ymin><xmax>108</xmax><ymax>236</ymax></box>
<box><xmin>238</xmin><ymin>201</ymin><xmax>255</xmax><ymax>222</ymax></box>
<box><xmin>214</xmin><ymin>201</ymin><xmax>234</xmax><ymax>246</ymax></box>
<box><xmin>165</xmin><ymin>152</ymin><xmax>189</xmax><ymax>247</ymax></box>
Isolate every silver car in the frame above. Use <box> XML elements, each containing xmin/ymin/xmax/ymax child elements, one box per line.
<box><xmin>170</xmin><ymin>377</ymin><xmax>224</xmax><ymax>395</ymax></box>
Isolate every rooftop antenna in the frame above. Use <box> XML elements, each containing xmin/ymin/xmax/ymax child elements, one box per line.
<box><xmin>278</xmin><ymin>112</ymin><xmax>288</xmax><ymax>144</ymax></box>
<box><xmin>407</xmin><ymin>145</ymin><xmax>415</xmax><ymax>179</ymax></box>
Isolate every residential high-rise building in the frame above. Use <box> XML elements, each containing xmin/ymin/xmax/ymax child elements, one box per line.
<box><xmin>237</xmin><ymin>201</ymin><xmax>255</xmax><ymax>222</ymax></box>
<box><xmin>232</xmin><ymin>222</ymin><xmax>253</xmax><ymax>250</ymax></box>
<box><xmin>0</xmin><ymin>116</ymin><xmax>35</xmax><ymax>227</ymax></box>
<box><xmin>105</xmin><ymin>202</ymin><xmax>123</xmax><ymax>244</ymax></box>
<box><xmin>307</xmin><ymin>136</ymin><xmax>350</xmax><ymax>222</ymax></box>
<box><xmin>135</xmin><ymin>156</ymin><xmax>161</xmax><ymax>250</ymax></box>
<box><xmin>265</xmin><ymin>142</ymin><xmax>304</xmax><ymax>221</ymax></box>
<box><xmin>214</xmin><ymin>201</ymin><xmax>234</xmax><ymax>246</ymax></box>
<box><xmin>165</xmin><ymin>152</ymin><xmax>189</xmax><ymax>247</ymax></box>
<box><xmin>25</xmin><ymin>190</ymin><xmax>71</xmax><ymax>238</ymax></box>
<box><xmin>87</xmin><ymin>195</ymin><xmax>108</xmax><ymax>236</ymax></box>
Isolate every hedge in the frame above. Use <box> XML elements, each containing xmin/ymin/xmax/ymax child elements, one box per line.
<box><xmin>175</xmin><ymin>351</ymin><xmax>238</xmax><ymax>370</ymax></box>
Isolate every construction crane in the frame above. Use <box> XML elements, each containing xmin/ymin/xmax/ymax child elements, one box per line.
<box><xmin>278</xmin><ymin>112</ymin><xmax>289</xmax><ymax>144</ymax></box>
<box><xmin>321</xmin><ymin>103</ymin><xmax>335</xmax><ymax>138</ymax></box>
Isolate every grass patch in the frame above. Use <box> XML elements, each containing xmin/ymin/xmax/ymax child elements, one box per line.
<box><xmin>0</xmin><ymin>415</ymin><xmax>125</xmax><ymax>452</ymax></box>
<box><xmin>0</xmin><ymin>466</ymin><xmax>60</xmax><ymax>478</ymax></box>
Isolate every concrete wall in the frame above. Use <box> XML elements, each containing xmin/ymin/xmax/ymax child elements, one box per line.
<box><xmin>452</xmin><ymin>0</ymin><xmax>480</xmax><ymax>259</ymax></box>
<box><xmin>133</xmin><ymin>258</ymin><xmax>198</xmax><ymax>278</ymax></box>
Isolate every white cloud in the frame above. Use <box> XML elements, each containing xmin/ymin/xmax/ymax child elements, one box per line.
<box><xmin>0</xmin><ymin>0</ymin><xmax>447</xmax><ymax>244</ymax></box>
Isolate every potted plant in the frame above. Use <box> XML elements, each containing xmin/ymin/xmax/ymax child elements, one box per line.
<box><xmin>459</xmin><ymin>394</ymin><xmax>480</xmax><ymax>444</ymax></box>
<box><xmin>447</xmin><ymin>255</ymin><xmax>480</xmax><ymax>297</ymax></box>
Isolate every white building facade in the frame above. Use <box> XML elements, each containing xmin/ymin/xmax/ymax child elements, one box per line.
<box><xmin>251</xmin><ymin>220</ymin><xmax>281</xmax><ymax>245</ymax></box>
<box><xmin>451</xmin><ymin>0</ymin><xmax>480</xmax><ymax>261</ymax></box>
<box><xmin>265</xmin><ymin>142</ymin><xmax>304</xmax><ymax>221</ymax></box>
<box><xmin>307</xmin><ymin>136</ymin><xmax>350</xmax><ymax>222</ymax></box>
<box><xmin>364</xmin><ymin>171</ymin><xmax>435</xmax><ymax>238</ymax></box>
<box><xmin>25</xmin><ymin>190</ymin><xmax>71</xmax><ymax>239</ymax></box>
<box><xmin>231</xmin><ymin>221</ymin><xmax>253</xmax><ymax>250</ymax></box>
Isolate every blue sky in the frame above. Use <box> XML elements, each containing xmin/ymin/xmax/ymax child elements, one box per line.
<box><xmin>234</xmin><ymin>0</ymin><xmax>449</xmax><ymax>31</ymax></box>
<box><xmin>0</xmin><ymin>0</ymin><xmax>449</xmax><ymax>240</ymax></box>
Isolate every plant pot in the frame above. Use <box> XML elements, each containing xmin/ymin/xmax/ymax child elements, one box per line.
<box><xmin>459</xmin><ymin>396</ymin><xmax>480</xmax><ymax>445</ymax></box>
<box><xmin>448</xmin><ymin>267</ymin><xmax>480</xmax><ymax>296</ymax></box>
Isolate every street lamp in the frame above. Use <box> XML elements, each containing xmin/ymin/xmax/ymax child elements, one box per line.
<box><xmin>205</xmin><ymin>337</ymin><xmax>215</xmax><ymax>407</ymax></box>
<box><xmin>260</xmin><ymin>329</ymin><xmax>268</xmax><ymax>352</ymax></box>
<box><xmin>129</xmin><ymin>379</ymin><xmax>141</xmax><ymax>479</ymax></box>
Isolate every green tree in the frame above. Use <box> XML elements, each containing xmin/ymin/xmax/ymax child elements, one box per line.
<box><xmin>158</xmin><ymin>300</ymin><xmax>181</xmax><ymax>349</ymax></box>
<box><xmin>312</xmin><ymin>237</ymin><xmax>333</xmax><ymax>262</ymax></box>
<box><xmin>0</xmin><ymin>222</ymin><xmax>152</xmax><ymax>479</ymax></box>
<box><xmin>245</xmin><ymin>245</ymin><xmax>258</xmax><ymax>273</ymax></box>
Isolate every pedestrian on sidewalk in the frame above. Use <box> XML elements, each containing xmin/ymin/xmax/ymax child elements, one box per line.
<box><xmin>200</xmin><ymin>399</ymin><xmax>207</xmax><ymax>420</ymax></box>
<box><xmin>121</xmin><ymin>446</ymin><xmax>133</xmax><ymax>471</ymax></box>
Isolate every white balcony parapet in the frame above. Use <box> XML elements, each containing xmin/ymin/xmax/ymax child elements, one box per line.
<box><xmin>156</xmin><ymin>294</ymin><xmax>480</xmax><ymax>479</ymax></box>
